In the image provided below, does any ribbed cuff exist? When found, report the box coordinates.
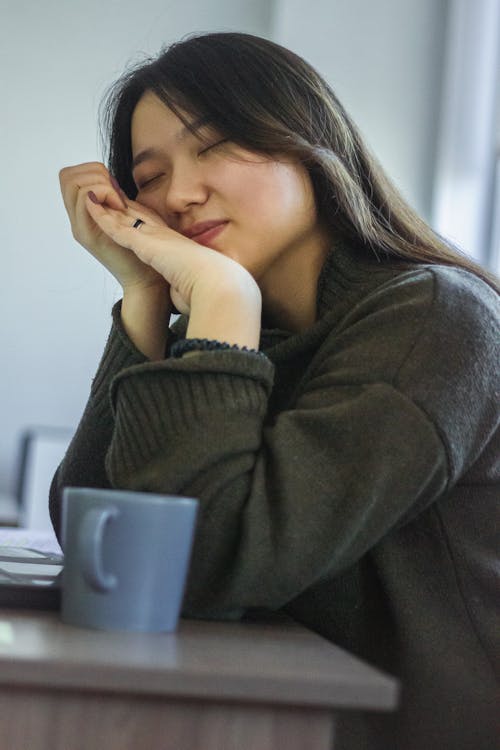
[170,337,265,359]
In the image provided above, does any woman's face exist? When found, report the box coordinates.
[130,91,329,284]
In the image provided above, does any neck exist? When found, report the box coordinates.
[260,227,333,333]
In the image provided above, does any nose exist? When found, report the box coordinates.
[163,164,208,216]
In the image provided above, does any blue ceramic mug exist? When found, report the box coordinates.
[61,487,198,632]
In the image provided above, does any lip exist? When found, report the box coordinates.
[181,220,228,239]
[193,223,228,247]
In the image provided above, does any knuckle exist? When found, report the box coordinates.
[59,162,108,183]
[59,167,70,185]
[92,162,110,178]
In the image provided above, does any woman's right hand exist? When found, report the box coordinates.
[59,162,166,291]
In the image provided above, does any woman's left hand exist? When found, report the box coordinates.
[85,192,262,348]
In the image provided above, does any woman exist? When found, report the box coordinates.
[51,32,499,750]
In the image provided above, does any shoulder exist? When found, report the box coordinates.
[423,264,499,330]
[391,266,499,479]
[359,261,497,323]
[392,265,499,384]
[330,261,499,359]
[314,262,499,481]
[312,264,475,385]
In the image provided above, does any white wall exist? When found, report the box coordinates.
[0,0,271,495]
[0,0,449,497]
[432,0,500,263]
[273,0,449,218]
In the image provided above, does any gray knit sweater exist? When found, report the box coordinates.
[50,241,499,750]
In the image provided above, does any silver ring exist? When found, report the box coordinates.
[133,218,145,229]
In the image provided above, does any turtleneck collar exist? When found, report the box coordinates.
[171,237,412,358]
[259,238,411,359]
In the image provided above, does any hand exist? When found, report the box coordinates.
[84,192,261,319]
[59,162,166,292]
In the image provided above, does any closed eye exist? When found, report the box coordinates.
[134,136,229,189]
[136,173,163,190]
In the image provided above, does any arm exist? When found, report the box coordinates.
[83,192,263,351]
[97,269,499,618]
[59,162,175,360]
[121,284,171,361]
[49,302,150,539]
[52,162,262,540]
[106,349,448,618]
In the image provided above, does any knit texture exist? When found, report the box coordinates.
[49,239,499,750]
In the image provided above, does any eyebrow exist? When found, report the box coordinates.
[131,115,211,170]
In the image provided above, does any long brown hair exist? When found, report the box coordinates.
[101,31,498,291]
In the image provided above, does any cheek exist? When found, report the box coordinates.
[231,162,316,231]
[135,192,160,212]
[135,191,173,226]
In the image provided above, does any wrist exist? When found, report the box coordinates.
[121,283,172,361]
[186,274,262,349]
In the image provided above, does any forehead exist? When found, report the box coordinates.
[131,92,206,154]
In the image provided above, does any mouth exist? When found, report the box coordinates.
[182,220,229,247]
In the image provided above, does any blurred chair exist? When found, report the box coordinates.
[0,491,18,526]
[15,427,73,531]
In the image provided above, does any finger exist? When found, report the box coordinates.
[84,182,128,212]
[59,163,109,210]
[123,196,171,229]
[60,163,126,214]
[85,194,140,249]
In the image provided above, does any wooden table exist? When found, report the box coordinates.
[0,610,398,749]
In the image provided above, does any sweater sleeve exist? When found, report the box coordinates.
[50,267,498,620]
[100,268,498,619]
[49,302,149,536]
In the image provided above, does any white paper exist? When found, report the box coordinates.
[0,527,62,555]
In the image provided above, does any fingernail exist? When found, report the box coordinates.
[87,190,100,204]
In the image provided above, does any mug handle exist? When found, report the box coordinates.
[79,506,119,592]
